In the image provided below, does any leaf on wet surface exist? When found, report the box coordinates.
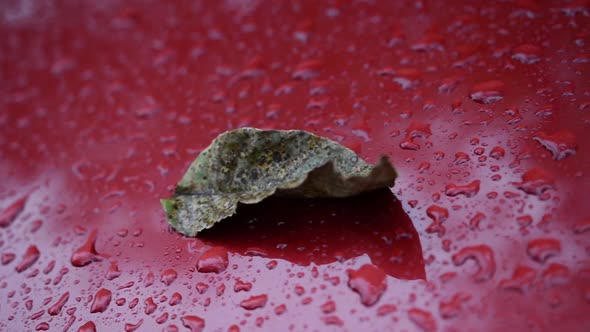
[162,127,397,236]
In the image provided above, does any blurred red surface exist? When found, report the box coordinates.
[1,1,589,331]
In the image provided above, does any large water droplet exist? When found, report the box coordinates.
[512,44,542,64]
[533,131,577,160]
[144,297,157,315]
[15,245,40,273]
[196,247,229,273]
[469,80,505,104]
[47,292,69,316]
[452,245,496,282]
[71,230,101,267]
[160,269,178,286]
[514,168,555,196]
[0,195,28,228]
[239,294,268,310]
[181,315,205,332]
[346,264,387,307]
[77,321,96,332]
[499,265,537,293]
[444,180,480,198]
[90,288,112,313]
[526,238,561,263]
[408,308,437,332]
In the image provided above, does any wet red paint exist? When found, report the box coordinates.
[1,1,589,331]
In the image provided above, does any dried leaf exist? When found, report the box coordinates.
[162,128,397,236]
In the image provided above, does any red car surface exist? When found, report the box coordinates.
[1,1,589,331]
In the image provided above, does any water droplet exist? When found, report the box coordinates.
[234,280,252,292]
[144,272,154,287]
[411,33,444,52]
[144,297,157,315]
[240,294,268,310]
[216,283,226,296]
[35,322,50,331]
[165,324,179,332]
[90,288,112,313]
[512,44,542,64]
[0,195,27,228]
[377,304,397,316]
[1,253,16,265]
[274,304,286,315]
[156,312,169,324]
[128,298,139,309]
[514,168,555,196]
[265,260,277,270]
[408,308,437,332]
[533,131,577,160]
[454,152,471,164]
[43,260,55,274]
[160,269,178,286]
[71,230,101,267]
[292,59,323,80]
[439,293,471,319]
[196,247,229,273]
[438,76,463,94]
[124,319,143,332]
[452,245,496,282]
[346,264,387,307]
[196,282,209,294]
[499,265,537,293]
[400,122,432,150]
[322,315,344,326]
[320,300,336,314]
[426,205,449,236]
[444,180,480,198]
[526,238,561,263]
[169,292,182,306]
[181,315,205,332]
[47,292,69,316]
[573,218,590,234]
[78,321,96,332]
[16,245,40,273]
[393,68,422,90]
[469,80,505,104]
[105,261,121,280]
[542,263,570,287]
[489,146,505,159]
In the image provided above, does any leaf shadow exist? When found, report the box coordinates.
[199,189,425,280]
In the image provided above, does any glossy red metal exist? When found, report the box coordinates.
[1,1,589,331]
